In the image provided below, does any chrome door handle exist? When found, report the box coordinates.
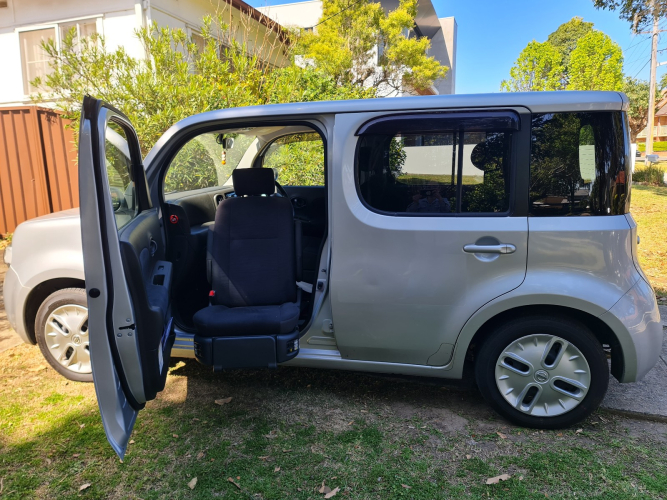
[463,244,516,255]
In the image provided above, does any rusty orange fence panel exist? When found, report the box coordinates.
[0,106,78,234]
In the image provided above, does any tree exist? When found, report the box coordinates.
[500,41,564,92]
[547,17,594,78]
[622,76,662,140]
[37,13,374,156]
[593,0,667,32]
[501,18,623,93]
[299,0,447,94]
[567,31,624,90]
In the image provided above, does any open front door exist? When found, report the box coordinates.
[79,96,174,458]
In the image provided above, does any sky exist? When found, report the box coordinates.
[245,0,667,94]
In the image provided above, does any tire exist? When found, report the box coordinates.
[475,315,608,429]
[35,288,93,383]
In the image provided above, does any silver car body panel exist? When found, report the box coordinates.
[329,110,529,366]
[3,208,84,343]
[78,115,138,458]
[3,91,661,386]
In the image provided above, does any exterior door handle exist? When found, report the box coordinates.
[463,244,517,255]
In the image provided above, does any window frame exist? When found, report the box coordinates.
[353,110,526,218]
[17,15,102,97]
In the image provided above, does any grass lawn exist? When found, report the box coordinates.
[632,184,667,297]
[1,345,667,499]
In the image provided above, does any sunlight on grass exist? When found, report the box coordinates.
[632,185,667,297]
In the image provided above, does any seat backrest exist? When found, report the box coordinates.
[210,168,296,307]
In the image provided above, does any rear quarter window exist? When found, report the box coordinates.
[530,111,630,216]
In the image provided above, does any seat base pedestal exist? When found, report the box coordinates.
[193,329,300,371]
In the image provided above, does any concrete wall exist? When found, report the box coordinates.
[432,17,456,95]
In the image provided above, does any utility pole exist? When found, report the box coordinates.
[647,1,660,157]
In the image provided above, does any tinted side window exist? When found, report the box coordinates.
[356,118,514,215]
[530,111,630,216]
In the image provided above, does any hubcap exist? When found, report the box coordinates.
[495,334,591,417]
[44,304,91,374]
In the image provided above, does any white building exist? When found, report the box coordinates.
[0,0,287,107]
[257,0,456,95]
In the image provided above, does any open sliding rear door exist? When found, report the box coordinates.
[79,96,174,458]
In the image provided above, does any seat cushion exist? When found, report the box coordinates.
[194,303,300,337]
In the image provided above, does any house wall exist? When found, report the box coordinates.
[0,0,288,107]
[0,0,142,106]
[256,0,322,29]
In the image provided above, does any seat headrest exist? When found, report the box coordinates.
[232,168,275,197]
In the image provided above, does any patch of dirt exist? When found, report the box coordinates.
[390,402,469,434]
[618,418,667,443]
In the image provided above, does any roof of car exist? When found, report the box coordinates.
[146,91,627,165]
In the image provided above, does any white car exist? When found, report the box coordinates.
[3,92,662,458]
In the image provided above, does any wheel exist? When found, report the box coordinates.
[475,315,609,429]
[35,288,92,382]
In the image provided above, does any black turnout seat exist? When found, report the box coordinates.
[193,168,301,370]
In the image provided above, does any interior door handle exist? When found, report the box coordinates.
[463,244,516,255]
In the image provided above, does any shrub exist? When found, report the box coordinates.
[633,164,667,185]
[637,141,667,152]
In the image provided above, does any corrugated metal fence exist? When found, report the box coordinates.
[0,106,78,234]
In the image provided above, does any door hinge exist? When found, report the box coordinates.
[322,319,334,334]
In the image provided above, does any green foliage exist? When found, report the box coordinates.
[547,17,594,69]
[501,18,623,93]
[37,14,373,161]
[633,163,667,184]
[637,141,667,152]
[500,41,565,92]
[299,0,447,94]
[622,77,661,141]
[568,30,623,91]
[263,134,325,186]
[593,0,667,32]
[164,140,219,193]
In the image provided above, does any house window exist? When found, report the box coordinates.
[20,28,56,95]
[19,19,97,95]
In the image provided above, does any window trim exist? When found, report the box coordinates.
[353,110,523,218]
[17,15,102,97]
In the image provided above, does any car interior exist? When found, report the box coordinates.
[159,124,328,369]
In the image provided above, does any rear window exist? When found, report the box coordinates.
[530,111,630,216]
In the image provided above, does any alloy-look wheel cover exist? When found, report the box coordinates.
[44,304,91,374]
[495,334,591,417]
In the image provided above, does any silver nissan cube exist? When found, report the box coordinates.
[3,92,662,458]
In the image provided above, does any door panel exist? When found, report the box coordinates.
[79,97,172,458]
[330,111,529,366]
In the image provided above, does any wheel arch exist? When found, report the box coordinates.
[24,278,86,344]
[461,304,624,382]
